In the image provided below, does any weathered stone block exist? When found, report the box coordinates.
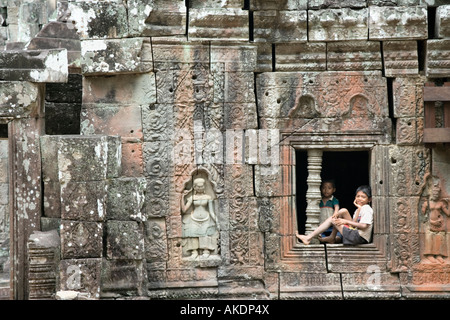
[251,0,307,10]
[191,0,244,8]
[121,142,144,177]
[392,76,425,118]
[152,39,209,69]
[80,105,143,141]
[128,0,186,37]
[211,43,257,72]
[223,72,256,103]
[67,1,128,39]
[26,21,81,69]
[55,135,119,182]
[40,135,60,182]
[81,38,152,75]
[224,103,258,129]
[253,10,307,43]
[60,220,103,259]
[383,41,418,77]
[425,40,450,78]
[308,8,368,41]
[388,145,430,197]
[255,42,272,72]
[101,259,146,297]
[308,0,367,8]
[45,102,81,136]
[43,180,61,218]
[188,8,249,42]
[106,177,147,222]
[155,64,213,105]
[327,41,382,71]
[341,271,401,299]
[59,258,102,299]
[60,180,107,222]
[82,73,156,106]
[0,49,68,82]
[0,81,40,119]
[276,42,326,71]
[435,5,450,39]
[396,117,420,145]
[106,220,144,260]
[279,272,341,299]
[368,6,428,40]
[0,183,8,205]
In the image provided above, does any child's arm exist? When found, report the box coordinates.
[332,204,340,218]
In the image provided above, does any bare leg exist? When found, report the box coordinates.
[330,208,353,236]
[319,227,338,244]
[296,217,334,245]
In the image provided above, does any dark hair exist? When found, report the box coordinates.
[356,185,372,198]
[321,179,336,188]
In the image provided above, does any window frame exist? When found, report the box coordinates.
[273,133,390,273]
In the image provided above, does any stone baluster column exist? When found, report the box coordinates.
[304,149,323,235]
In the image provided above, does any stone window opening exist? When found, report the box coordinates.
[296,149,371,240]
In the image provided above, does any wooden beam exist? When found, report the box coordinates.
[423,84,450,102]
[423,128,450,143]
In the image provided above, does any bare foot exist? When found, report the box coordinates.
[296,232,311,245]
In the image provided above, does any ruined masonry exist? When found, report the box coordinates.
[0,0,449,300]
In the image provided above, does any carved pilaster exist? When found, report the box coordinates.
[305,149,323,235]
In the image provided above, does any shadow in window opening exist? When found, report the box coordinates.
[296,150,370,235]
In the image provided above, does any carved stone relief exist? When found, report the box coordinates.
[180,170,220,262]
[419,174,450,264]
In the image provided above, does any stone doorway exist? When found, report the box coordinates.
[296,149,370,235]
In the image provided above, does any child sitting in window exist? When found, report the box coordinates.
[296,185,373,246]
[318,179,342,244]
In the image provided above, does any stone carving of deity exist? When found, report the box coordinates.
[421,176,450,264]
[180,176,219,260]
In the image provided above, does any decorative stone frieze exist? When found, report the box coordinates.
[368,6,428,40]
[435,5,450,38]
[425,39,450,78]
[276,42,326,71]
[383,40,419,77]
[250,0,307,10]
[253,10,308,43]
[188,8,249,42]
[327,41,382,71]
[308,8,369,42]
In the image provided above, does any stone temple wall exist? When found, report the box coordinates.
[0,0,450,300]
